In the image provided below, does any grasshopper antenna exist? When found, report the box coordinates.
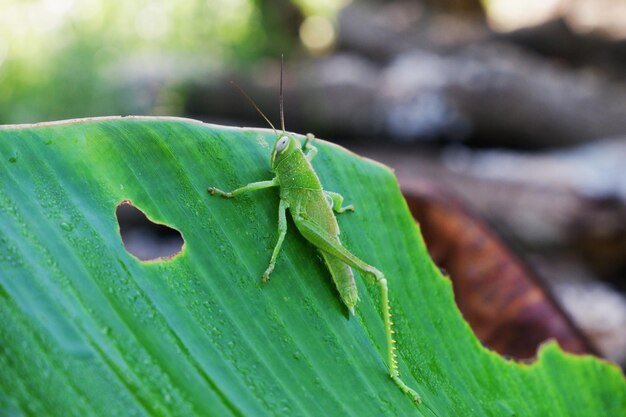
[280,54,285,133]
[229,81,277,136]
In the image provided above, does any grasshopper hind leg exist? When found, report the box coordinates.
[293,216,421,404]
[378,277,422,404]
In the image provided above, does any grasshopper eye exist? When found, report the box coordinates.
[276,136,289,153]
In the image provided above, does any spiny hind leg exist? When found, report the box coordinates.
[293,217,421,404]
[357,264,422,404]
[303,133,318,161]
[262,199,288,283]
[324,191,355,214]
[377,276,421,405]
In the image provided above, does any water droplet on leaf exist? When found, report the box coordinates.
[60,222,73,231]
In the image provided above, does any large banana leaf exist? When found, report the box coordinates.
[0,117,624,416]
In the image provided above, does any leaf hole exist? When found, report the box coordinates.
[116,201,184,261]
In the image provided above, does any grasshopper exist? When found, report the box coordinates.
[207,69,421,405]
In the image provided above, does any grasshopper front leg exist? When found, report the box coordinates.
[303,133,317,162]
[208,178,278,198]
[293,215,421,404]
[208,177,288,283]
[262,199,288,283]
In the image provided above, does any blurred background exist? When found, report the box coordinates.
[3,0,625,368]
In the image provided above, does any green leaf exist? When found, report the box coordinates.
[1,117,624,416]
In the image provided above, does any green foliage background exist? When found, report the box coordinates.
[0,0,346,123]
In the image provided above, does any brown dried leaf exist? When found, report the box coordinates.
[403,179,597,359]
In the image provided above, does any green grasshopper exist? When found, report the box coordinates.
[207,72,421,405]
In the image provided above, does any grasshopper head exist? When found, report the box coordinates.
[271,133,298,169]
